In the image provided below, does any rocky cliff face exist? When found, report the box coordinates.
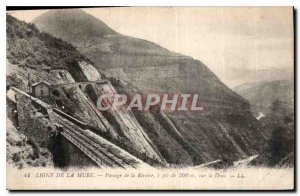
[7,15,165,166]
[32,9,268,166]
[234,79,294,167]
[33,9,248,111]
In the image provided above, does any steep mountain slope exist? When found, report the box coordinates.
[7,15,166,166]
[7,15,90,87]
[33,9,247,108]
[250,99,294,167]
[234,79,294,167]
[33,9,117,42]
[233,79,294,115]
[33,9,268,165]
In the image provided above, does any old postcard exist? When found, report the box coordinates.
[6,7,294,190]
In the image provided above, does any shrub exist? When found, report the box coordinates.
[12,153,20,162]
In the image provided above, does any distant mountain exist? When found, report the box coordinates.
[32,9,268,165]
[223,63,293,87]
[33,9,117,41]
[233,79,294,115]
[33,9,246,105]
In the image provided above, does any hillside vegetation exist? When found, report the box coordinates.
[7,15,90,69]
[7,15,89,84]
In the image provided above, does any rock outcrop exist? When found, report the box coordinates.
[31,9,268,165]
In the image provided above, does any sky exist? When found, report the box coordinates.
[9,7,294,87]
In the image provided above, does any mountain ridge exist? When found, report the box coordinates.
[233,78,294,115]
[33,9,249,111]
[33,9,118,40]
[31,9,268,165]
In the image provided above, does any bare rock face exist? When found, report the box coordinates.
[32,9,268,165]
[78,61,102,81]
[6,96,54,169]
[7,15,166,166]
[33,9,248,111]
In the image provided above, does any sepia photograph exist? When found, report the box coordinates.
[5,6,295,190]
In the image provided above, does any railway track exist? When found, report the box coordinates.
[50,112,137,169]
[12,86,142,169]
